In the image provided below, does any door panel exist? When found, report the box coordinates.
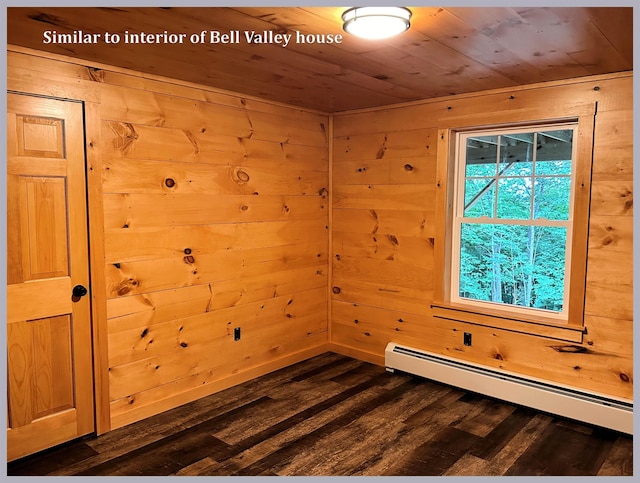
[6,93,94,461]
[20,176,69,280]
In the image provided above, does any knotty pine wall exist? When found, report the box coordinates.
[8,48,330,431]
[331,73,633,400]
[7,47,633,434]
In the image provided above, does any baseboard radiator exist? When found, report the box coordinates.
[385,343,633,435]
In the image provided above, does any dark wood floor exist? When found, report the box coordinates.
[7,352,633,476]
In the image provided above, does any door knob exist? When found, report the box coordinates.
[72,284,88,298]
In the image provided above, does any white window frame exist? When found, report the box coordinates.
[450,122,579,322]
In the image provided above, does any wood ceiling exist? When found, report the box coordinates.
[6,6,633,112]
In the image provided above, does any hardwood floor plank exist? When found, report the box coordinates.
[6,353,633,477]
[505,422,618,476]
[284,378,451,476]
[597,436,634,476]
[7,438,98,476]
[233,378,417,475]
[388,426,482,476]
[329,361,384,386]
[197,377,392,475]
[443,453,490,476]
[290,355,356,381]
[451,397,515,437]
[469,406,537,460]
[212,372,394,466]
[478,414,555,476]
[173,457,218,476]
[75,397,269,475]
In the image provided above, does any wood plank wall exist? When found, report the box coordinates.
[331,73,633,400]
[7,47,633,436]
[8,49,330,430]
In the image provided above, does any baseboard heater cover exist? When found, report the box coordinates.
[385,343,633,435]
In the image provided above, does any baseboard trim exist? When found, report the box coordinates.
[327,343,385,366]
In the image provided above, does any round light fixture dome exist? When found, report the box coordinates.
[342,7,412,40]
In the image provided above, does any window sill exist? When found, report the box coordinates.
[430,302,585,343]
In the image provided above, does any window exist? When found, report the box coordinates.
[451,123,577,321]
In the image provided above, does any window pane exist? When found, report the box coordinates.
[464,179,495,217]
[496,177,531,219]
[536,159,572,176]
[536,130,573,175]
[459,223,566,312]
[501,132,534,176]
[534,176,571,220]
[466,135,498,177]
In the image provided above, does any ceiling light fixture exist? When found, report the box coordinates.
[342,7,412,40]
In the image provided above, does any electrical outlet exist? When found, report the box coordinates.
[463,332,472,346]
[234,327,241,341]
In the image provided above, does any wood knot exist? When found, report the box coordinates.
[387,235,399,245]
[494,353,504,360]
[620,373,630,383]
[180,342,188,348]
[234,169,250,183]
[184,248,192,254]
[593,86,600,91]
[319,187,329,197]
[601,235,614,246]
[164,178,176,188]
[183,255,195,264]
[332,286,341,294]
[118,286,131,296]
[550,345,588,353]
[141,328,149,338]
[404,164,414,171]
[241,205,249,211]
[335,254,341,260]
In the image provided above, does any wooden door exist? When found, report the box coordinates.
[6,93,94,461]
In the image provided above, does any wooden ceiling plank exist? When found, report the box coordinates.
[97,7,418,107]
[446,7,592,79]
[6,6,633,112]
[580,7,633,64]
[8,7,405,111]
[410,8,559,85]
[538,7,633,73]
